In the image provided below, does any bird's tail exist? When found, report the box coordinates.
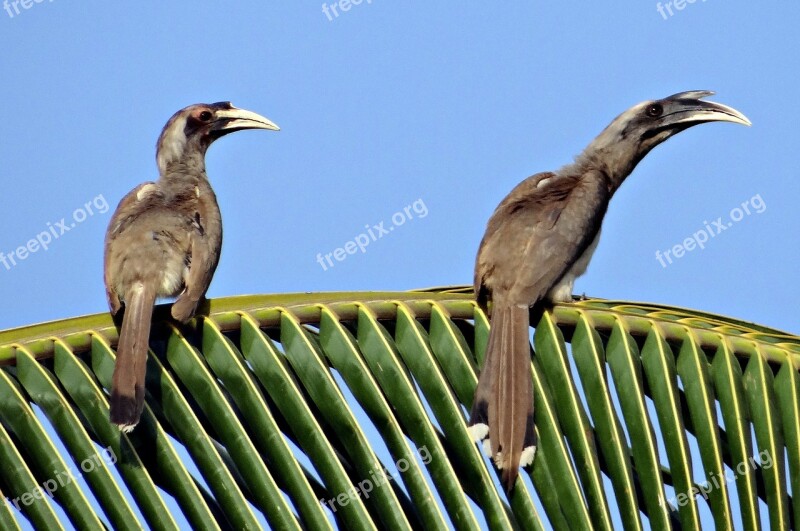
[110,281,156,433]
[469,304,536,490]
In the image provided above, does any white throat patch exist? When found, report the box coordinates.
[156,115,188,174]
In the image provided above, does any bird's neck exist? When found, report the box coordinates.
[568,132,649,195]
[158,157,211,196]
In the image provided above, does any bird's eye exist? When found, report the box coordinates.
[199,111,213,122]
[646,103,663,118]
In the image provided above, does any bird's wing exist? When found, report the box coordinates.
[104,182,162,313]
[475,170,610,306]
[474,172,557,307]
[105,183,162,239]
[170,187,222,322]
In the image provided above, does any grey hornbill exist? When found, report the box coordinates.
[104,102,279,432]
[469,91,750,489]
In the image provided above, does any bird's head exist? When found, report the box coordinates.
[617,90,750,145]
[156,102,279,174]
[579,91,750,187]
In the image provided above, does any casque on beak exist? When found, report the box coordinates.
[213,105,280,134]
[662,90,751,127]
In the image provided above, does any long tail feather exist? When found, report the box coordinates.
[469,304,536,490]
[110,281,156,432]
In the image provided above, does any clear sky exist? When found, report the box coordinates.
[1,1,797,527]
[1,2,796,335]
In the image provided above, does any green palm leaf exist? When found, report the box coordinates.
[0,289,797,529]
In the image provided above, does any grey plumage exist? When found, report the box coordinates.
[470,91,750,490]
[104,102,278,432]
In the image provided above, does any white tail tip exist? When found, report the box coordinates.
[467,423,489,442]
[492,450,507,469]
[482,439,493,458]
[520,445,537,467]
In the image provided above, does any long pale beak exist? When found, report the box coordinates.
[664,91,751,127]
[214,106,280,132]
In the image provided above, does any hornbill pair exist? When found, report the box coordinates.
[104,93,751,498]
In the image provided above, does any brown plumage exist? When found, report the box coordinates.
[472,171,608,490]
[104,102,278,432]
[469,91,750,490]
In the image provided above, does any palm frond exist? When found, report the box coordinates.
[0,289,797,529]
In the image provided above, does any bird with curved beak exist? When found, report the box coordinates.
[470,91,750,490]
[104,102,279,432]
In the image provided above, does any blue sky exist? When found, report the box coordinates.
[0,1,797,527]
[2,2,797,336]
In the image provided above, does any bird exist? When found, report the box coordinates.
[469,90,750,490]
[104,102,279,432]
